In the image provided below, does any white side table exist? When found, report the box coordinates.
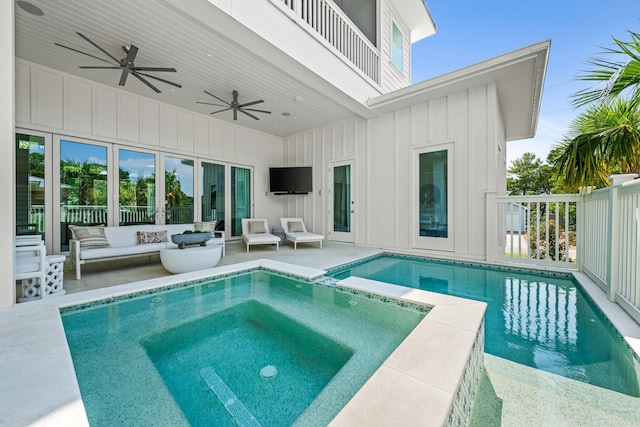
[19,254,66,302]
[160,245,222,274]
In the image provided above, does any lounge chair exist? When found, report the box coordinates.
[241,218,280,252]
[280,218,324,249]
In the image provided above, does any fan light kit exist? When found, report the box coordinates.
[197,90,271,121]
[55,32,182,93]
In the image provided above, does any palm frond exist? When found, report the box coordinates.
[552,98,640,191]
[572,30,640,108]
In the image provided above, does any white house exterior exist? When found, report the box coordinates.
[2,0,549,308]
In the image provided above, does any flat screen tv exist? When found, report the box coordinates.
[269,167,312,194]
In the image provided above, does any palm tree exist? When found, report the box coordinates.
[552,98,640,191]
[572,30,640,108]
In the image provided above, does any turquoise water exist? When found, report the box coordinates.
[61,270,425,426]
[330,255,640,397]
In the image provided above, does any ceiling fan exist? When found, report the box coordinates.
[54,32,182,94]
[197,90,271,120]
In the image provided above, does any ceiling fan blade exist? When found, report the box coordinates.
[196,101,228,107]
[132,72,160,93]
[204,90,232,106]
[135,72,182,88]
[54,43,115,65]
[243,108,271,114]
[239,99,264,108]
[132,67,177,72]
[239,109,260,120]
[76,32,120,63]
[209,107,233,115]
[119,69,129,86]
[78,66,121,69]
[123,44,138,66]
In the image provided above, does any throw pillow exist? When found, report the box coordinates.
[69,225,110,249]
[137,230,168,244]
[248,220,266,233]
[288,221,304,232]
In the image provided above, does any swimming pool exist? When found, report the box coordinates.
[329,254,640,424]
[61,270,426,426]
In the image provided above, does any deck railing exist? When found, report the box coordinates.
[496,194,580,268]
[26,205,194,230]
[495,174,640,324]
[275,0,380,84]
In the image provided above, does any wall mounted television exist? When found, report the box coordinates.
[269,167,312,194]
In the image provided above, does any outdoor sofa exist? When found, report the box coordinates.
[69,223,224,279]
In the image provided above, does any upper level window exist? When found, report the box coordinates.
[391,22,403,71]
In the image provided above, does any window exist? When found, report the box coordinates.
[419,149,448,238]
[391,22,403,71]
[413,144,454,252]
[16,134,46,238]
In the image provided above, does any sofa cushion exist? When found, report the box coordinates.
[80,242,169,260]
[69,225,110,249]
[137,230,168,244]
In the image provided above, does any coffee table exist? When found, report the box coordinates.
[159,245,222,274]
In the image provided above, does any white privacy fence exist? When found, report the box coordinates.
[606,179,640,322]
[275,0,380,84]
[494,175,640,324]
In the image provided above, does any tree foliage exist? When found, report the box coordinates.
[551,98,640,192]
[550,29,640,192]
[507,152,552,195]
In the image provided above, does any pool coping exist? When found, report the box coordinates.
[0,258,486,426]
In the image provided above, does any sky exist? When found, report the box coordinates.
[410,0,640,169]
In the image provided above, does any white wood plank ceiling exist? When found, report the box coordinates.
[14,0,362,137]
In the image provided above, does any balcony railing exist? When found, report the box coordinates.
[493,175,640,325]
[275,0,380,85]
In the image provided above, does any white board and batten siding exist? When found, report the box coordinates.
[14,59,284,221]
[283,84,503,262]
[379,1,411,93]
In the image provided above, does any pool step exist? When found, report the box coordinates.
[200,367,262,427]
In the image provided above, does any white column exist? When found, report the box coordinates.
[0,0,15,308]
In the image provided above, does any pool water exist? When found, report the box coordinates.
[61,270,425,426]
[330,255,640,397]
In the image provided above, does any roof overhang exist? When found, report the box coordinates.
[394,1,437,42]
[367,40,551,141]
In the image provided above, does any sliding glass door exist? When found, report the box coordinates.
[117,149,157,225]
[230,166,252,237]
[163,155,194,224]
[17,130,256,252]
[201,161,225,231]
[57,139,109,251]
